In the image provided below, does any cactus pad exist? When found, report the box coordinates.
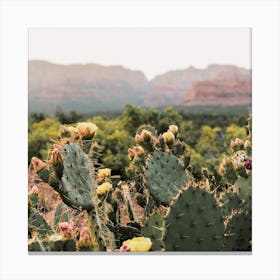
[233,173,252,202]
[141,213,164,251]
[53,203,71,229]
[224,211,252,251]
[220,190,243,217]
[163,186,224,251]
[145,152,190,205]
[28,206,53,238]
[60,142,95,210]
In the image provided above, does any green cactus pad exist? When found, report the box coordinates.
[28,240,49,252]
[28,206,53,238]
[220,190,243,217]
[145,152,190,205]
[141,213,164,251]
[224,211,252,251]
[53,203,71,229]
[163,186,224,251]
[60,142,95,210]
[233,173,252,202]
[37,168,50,183]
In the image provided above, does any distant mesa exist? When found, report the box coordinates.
[28,60,251,114]
[184,67,252,106]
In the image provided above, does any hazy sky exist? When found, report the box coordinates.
[29,28,251,80]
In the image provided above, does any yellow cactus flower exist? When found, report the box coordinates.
[168,124,178,135]
[76,122,98,138]
[122,237,152,252]
[97,168,111,180]
[96,182,112,195]
[162,131,175,143]
[31,157,47,173]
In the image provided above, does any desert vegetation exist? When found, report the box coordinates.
[28,105,252,252]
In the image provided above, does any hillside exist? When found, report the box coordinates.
[184,67,251,106]
[28,60,251,114]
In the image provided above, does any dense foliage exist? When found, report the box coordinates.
[28,105,248,178]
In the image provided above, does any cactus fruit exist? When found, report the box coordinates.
[145,151,190,205]
[60,142,95,210]
[141,213,164,251]
[223,211,252,251]
[163,186,224,251]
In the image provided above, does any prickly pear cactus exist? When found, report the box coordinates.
[60,142,95,210]
[53,203,71,230]
[223,211,252,251]
[48,235,77,251]
[141,213,164,251]
[28,205,53,238]
[233,173,252,202]
[145,151,190,205]
[219,190,243,217]
[163,186,224,251]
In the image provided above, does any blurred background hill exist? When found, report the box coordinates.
[28,60,251,115]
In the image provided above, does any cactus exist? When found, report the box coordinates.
[224,211,252,251]
[141,213,164,251]
[53,203,71,230]
[163,186,224,251]
[145,151,191,205]
[60,142,95,211]
[28,205,53,238]
[48,234,77,251]
[29,120,252,252]
[28,239,49,252]
[233,173,252,202]
[219,189,243,217]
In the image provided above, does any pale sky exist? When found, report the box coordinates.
[29,28,251,80]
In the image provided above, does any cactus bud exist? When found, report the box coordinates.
[119,244,131,252]
[50,148,63,165]
[59,222,74,238]
[244,140,251,149]
[230,138,244,151]
[140,129,152,141]
[168,124,178,135]
[128,145,145,160]
[29,185,39,195]
[134,134,143,144]
[31,157,47,173]
[76,122,98,139]
[77,227,94,250]
[162,131,175,143]
[96,182,113,195]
